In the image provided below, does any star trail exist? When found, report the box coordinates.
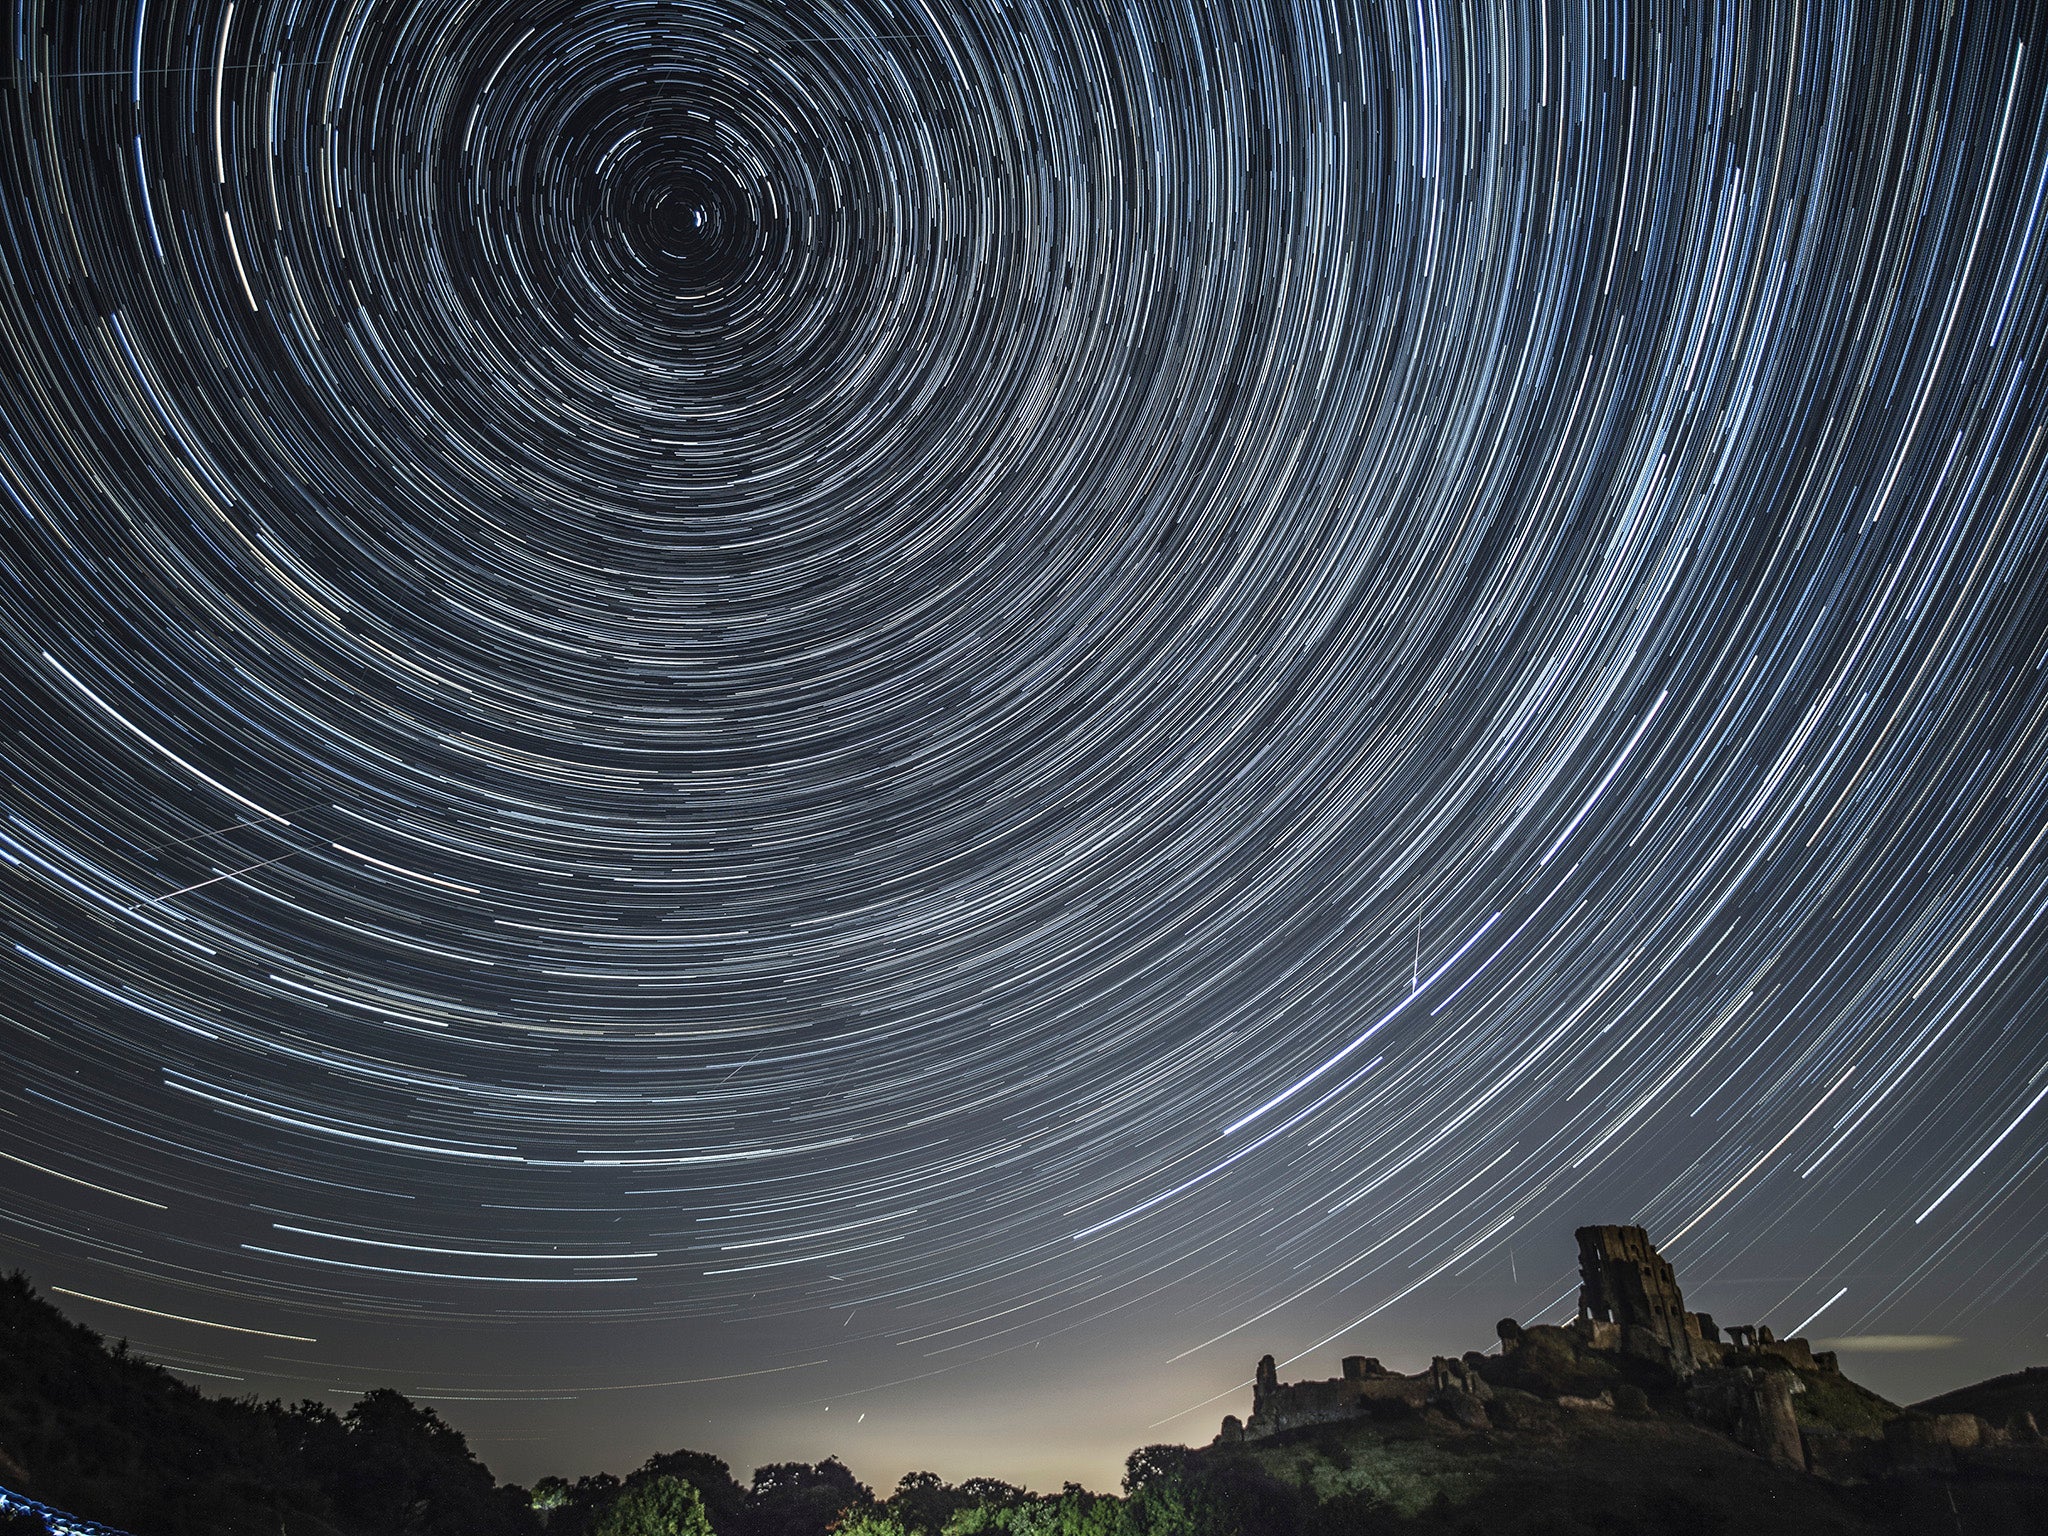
[2,0,2046,1492]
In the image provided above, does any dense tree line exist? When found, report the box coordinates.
[524,1442,1311,1536]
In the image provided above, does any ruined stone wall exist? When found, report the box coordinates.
[1244,1352,1428,1438]
[1574,1224,1701,1365]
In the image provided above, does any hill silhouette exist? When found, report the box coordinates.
[0,1270,528,1536]
[1913,1367,2048,1428]
[5,1225,2047,1536]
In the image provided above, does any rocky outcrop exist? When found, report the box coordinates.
[1687,1364,1805,1469]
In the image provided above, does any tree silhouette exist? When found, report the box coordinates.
[335,1387,537,1535]
[747,1458,873,1536]
[632,1448,747,1534]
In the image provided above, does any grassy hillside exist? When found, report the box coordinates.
[1210,1402,1876,1535]
[1789,1369,1897,1440]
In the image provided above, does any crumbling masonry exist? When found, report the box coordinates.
[1225,1224,1835,1471]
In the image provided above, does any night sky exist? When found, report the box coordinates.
[3,0,2047,1498]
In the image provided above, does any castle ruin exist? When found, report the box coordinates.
[1225,1224,1837,1471]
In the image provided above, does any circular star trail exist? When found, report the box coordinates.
[2,0,2047,1485]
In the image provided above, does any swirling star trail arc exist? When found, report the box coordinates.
[2,0,2046,1490]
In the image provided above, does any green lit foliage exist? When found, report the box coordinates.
[630,1449,749,1535]
[1118,1444,1213,1536]
[940,1486,1125,1536]
[531,1472,624,1535]
[593,1474,715,1536]
[1116,1444,1306,1536]
[895,1474,1030,1533]
[829,1515,912,1536]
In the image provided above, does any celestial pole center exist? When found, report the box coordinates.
[2,0,2045,1488]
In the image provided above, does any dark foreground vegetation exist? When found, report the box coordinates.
[4,1271,2046,1536]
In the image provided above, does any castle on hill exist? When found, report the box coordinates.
[1219,1224,2042,1477]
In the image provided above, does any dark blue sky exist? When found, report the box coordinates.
[2,0,2045,1494]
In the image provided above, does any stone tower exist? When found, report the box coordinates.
[1253,1354,1279,1420]
[1575,1224,1698,1366]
